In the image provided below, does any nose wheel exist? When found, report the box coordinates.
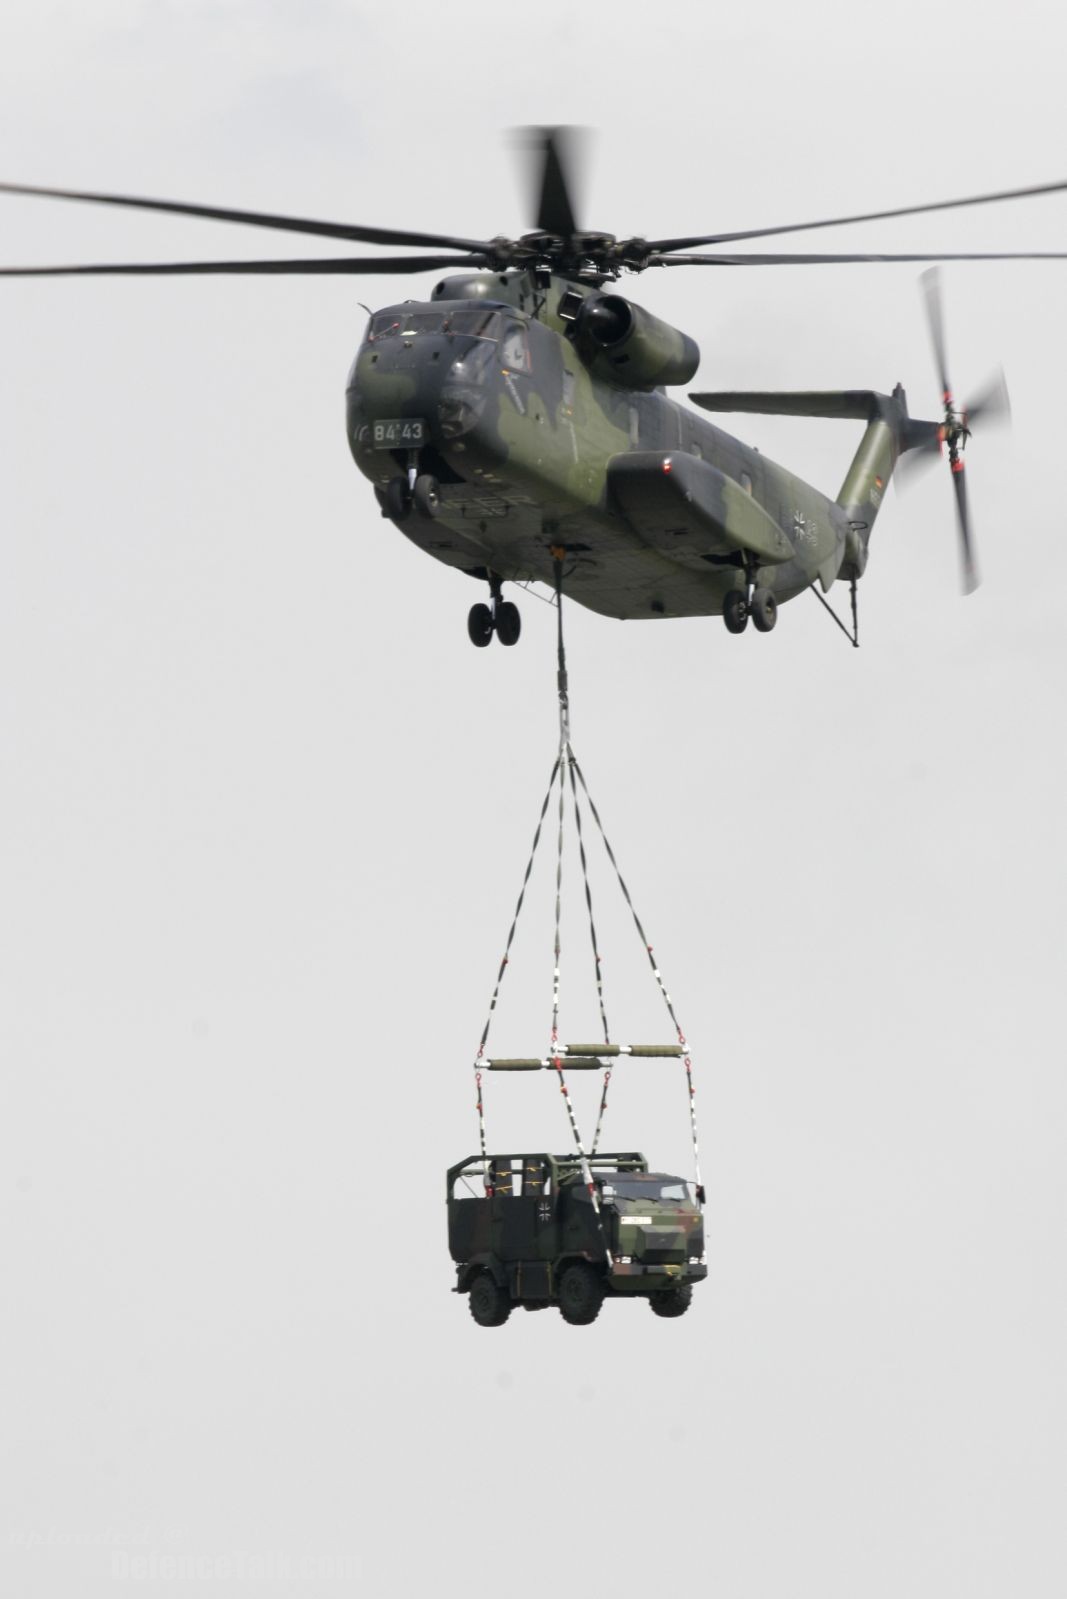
[377,469,441,522]
[468,574,521,649]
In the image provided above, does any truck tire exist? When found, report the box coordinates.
[558,1263,604,1326]
[648,1282,692,1318]
[468,1271,511,1327]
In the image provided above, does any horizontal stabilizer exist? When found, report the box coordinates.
[690,390,885,420]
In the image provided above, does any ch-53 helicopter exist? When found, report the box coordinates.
[3,131,1064,645]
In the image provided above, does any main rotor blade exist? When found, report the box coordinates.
[521,127,582,237]
[652,250,1067,266]
[0,180,493,254]
[0,254,487,278]
[952,461,979,594]
[921,267,951,398]
[645,176,1067,253]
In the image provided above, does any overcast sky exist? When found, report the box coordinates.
[1,2,1064,1594]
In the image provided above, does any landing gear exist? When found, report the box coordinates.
[379,469,440,522]
[467,603,494,648]
[382,476,411,521]
[412,473,440,518]
[495,600,521,647]
[723,577,777,635]
[723,589,748,634]
[750,586,778,632]
[466,574,522,649]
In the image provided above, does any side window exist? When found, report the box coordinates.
[501,323,530,373]
[628,404,640,446]
[562,369,575,411]
[740,471,753,495]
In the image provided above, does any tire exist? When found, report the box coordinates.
[467,602,494,647]
[750,586,778,633]
[384,476,411,522]
[495,600,521,647]
[649,1282,693,1319]
[558,1263,604,1326]
[723,590,748,634]
[468,1271,511,1327]
[412,473,441,519]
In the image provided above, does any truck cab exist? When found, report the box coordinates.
[447,1151,706,1326]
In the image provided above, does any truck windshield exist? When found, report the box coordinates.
[601,1177,692,1204]
[369,308,501,341]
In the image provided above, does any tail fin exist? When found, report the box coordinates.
[690,385,941,581]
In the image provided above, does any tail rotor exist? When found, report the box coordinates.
[906,267,1012,594]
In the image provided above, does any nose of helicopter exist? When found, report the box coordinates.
[345,305,499,479]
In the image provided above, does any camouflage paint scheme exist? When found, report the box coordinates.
[346,269,937,621]
[447,1152,706,1304]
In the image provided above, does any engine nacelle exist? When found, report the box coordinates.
[575,293,700,390]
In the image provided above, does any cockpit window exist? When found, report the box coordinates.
[369,308,502,341]
[446,309,502,338]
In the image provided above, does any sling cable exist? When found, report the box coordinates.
[471,552,705,1265]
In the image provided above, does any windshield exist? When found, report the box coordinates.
[599,1176,693,1205]
[369,308,501,341]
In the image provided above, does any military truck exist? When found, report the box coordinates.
[447,1151,706,1325]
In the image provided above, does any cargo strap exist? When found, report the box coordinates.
[471,554,704,1225]
[548,552,613,1264]
[473,751,561,1168]
[567,747,704,1201]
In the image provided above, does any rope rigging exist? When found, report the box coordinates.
[471,554,704,1232]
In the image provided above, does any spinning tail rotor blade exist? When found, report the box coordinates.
[952,457,979,594]
[911,268,1000,594]
[965,367,1012,429]
[895,429,943,490]
[921,267,952,399]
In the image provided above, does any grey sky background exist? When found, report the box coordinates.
[1,1,1064,1593]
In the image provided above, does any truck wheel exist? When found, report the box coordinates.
[558,1263,604,1326]
[649,1282,693,1318]
[468,1271,511,1327]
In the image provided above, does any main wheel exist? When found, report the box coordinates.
[468,1271,511,1327]
[649,1282,693,1319]
[558,1263,604,1326]
[412,473,441,518]
[384,476,411,522]
[495,600,521,647]
[467,602,494,648]
[723,590,748,634]
[750,586,778,633]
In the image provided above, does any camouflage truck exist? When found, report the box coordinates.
[447,1151,706,1325]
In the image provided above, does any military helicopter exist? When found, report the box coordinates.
[2,131,1063,644]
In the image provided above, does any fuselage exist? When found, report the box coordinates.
[345,271,853,620]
